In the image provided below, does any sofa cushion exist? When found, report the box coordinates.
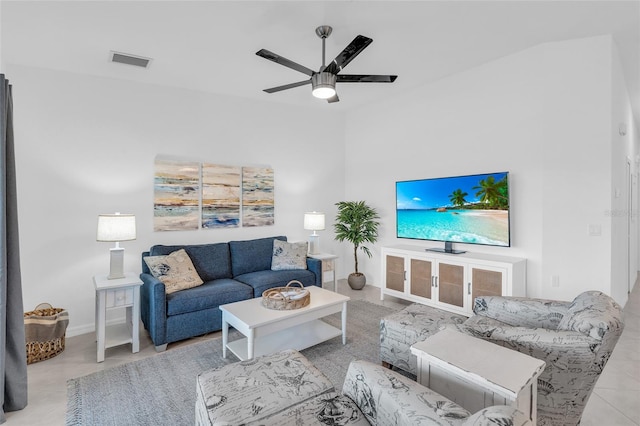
[235,269,316,298]
[229,236,286,276]
[166,278,253,316]
[271,239,308,271]
[150,243,232,282]
[144,249,204,294]
[557,290,624,340]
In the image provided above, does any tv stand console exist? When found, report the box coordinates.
[381,245,526,316]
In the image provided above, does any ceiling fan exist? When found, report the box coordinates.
[256,25,397,103]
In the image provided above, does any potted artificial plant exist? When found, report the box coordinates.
[333,201,380,290]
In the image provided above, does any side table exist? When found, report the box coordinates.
[410,328,545,424]
[308,253,338,291]
[93,272,143,363]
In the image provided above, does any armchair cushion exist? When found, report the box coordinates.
[557,290,624,340]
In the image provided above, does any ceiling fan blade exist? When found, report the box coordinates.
[323,35,373,74]
[256,49,315,77]
[327,94,340,103]
[263,79,311,94]
[337,75,398,83]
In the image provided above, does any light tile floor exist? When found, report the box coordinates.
[6,280,639,425]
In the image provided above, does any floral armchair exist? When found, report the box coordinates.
[455,291,624,426]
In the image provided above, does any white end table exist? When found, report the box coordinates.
[308,253,338,291]
[93,272,143,363]
[411,328,545,424]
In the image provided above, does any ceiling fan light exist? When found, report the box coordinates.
[312,72,337,99]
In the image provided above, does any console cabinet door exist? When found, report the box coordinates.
[410,258,433,300]
[435,260,467,313]
[385,255,405,293]
[469,264,507,305]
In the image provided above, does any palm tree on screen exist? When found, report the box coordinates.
[449,189,468,208]
[473,176,508,209]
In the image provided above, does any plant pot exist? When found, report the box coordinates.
[347,273,366,290]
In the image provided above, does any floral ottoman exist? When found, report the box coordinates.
[380,303,466,375]
[195,349,367,426]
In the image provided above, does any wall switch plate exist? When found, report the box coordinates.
[588,224,602,236]
[551,275,560,288]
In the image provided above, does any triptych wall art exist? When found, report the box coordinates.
[154,157,274,232]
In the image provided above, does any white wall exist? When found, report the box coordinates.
[344,36,628,304]
[8,65,346,335]
[611,41,640,303]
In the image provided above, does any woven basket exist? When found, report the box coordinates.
[24,303,69,364]
[262,280,311,310]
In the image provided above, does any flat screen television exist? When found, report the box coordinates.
[396,172,510,253]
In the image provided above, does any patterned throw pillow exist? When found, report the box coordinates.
[144,249,204,294]
[271,240,308,271]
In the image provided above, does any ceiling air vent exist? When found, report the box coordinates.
[110,51,152,68]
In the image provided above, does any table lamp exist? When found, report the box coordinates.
[304,211,325,255]
[97,213,136,279]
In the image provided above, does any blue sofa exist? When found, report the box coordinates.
[140,236,322,351]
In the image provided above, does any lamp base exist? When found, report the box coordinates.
[108,247,125,280]
[308,235,320,255]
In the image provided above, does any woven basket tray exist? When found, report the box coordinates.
[262,280,310,310]
[24,303,69,364]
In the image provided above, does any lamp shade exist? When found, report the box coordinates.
[304,212,325,231]
[96,214,136,242]
[311,73,337,99]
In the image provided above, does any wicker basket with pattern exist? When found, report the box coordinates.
[262,280,311,310]
[24,303,69,364]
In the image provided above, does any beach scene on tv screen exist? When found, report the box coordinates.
[396,172,510,246]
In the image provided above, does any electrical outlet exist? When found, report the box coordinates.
[551,275,560,288]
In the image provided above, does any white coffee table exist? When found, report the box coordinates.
[220,285,350,360]
[411,328,546,424]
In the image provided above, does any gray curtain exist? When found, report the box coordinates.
[0,75,27,423]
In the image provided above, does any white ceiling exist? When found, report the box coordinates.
[2,1,639,121]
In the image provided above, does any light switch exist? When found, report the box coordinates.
[588,224,602,236]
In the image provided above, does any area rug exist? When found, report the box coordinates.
[66,299,399,426]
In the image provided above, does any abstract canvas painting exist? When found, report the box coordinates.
[242,167,274,227]
[201,163,241,228]
[154,158,200,231]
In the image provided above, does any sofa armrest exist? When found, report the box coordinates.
[306,257,322,287]
[343,360,472,425]
[462,406,532,426]
[139,273,168,346]
[473,295,570,330]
